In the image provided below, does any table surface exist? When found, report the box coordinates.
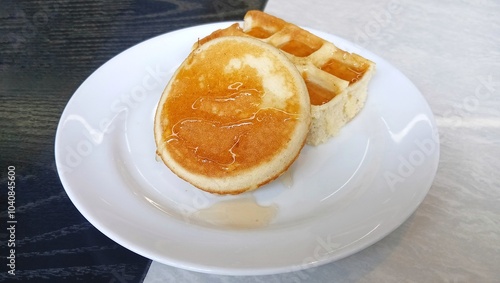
[1,0,499,282]
[1,0,267,282]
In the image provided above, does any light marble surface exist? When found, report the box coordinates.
[144,0,500,282]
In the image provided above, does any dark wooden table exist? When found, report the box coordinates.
[0,0,267,282]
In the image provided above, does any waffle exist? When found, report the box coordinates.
[197,10,376,145]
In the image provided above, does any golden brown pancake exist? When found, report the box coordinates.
[154,36,310,194]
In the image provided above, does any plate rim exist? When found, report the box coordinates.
[54,21,440,276]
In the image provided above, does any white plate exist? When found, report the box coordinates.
[55,22,439,275]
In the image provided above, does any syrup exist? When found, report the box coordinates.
[164,80,298,175]
[191,196,278,229]
[304,79,337,105]
[279,40,319,57]
[321,58,367,84]
[246,27,273,39]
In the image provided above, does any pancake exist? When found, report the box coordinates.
[154,36,310,195]
[198,10,376,145]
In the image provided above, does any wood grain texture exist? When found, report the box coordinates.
[1,0,266,73]
[0,0,267,281]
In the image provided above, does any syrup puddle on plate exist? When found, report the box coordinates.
[191,196,278,229]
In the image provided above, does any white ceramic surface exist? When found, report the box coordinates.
[141,1,500,282]
[55,22,439,275]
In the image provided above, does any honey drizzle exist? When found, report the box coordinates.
[246,27,273,39]
[191,87,261,111]
[305,80,337,105]
[164,107,299,168]
[279,40,319,57]
[321,59,367,84]
[191,196,278,229]
[162,82,299,170]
